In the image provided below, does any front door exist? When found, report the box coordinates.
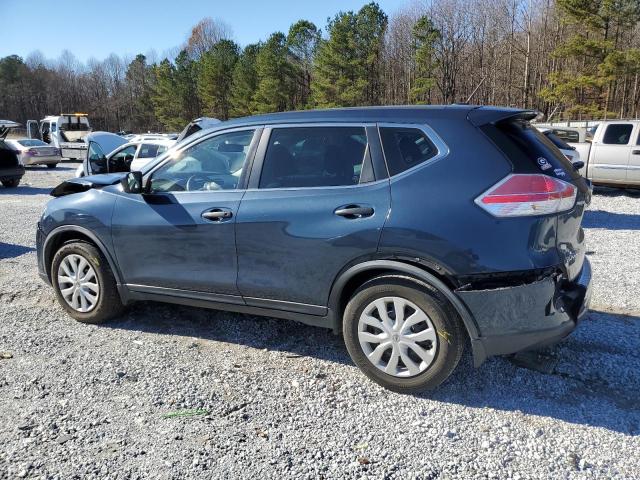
[111,128,260,296]
[236,125,391,311]
[590,123,635,183]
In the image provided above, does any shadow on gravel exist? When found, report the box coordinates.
[0,185,52,195]
[105,304,639,435]
[432,310,640,435]
[0,242,36,259]
[592,186,640,198]
[583,210,640,230]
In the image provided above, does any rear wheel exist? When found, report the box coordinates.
[51,241,124,324]
[343,275,465,393]
[1,179,19,188]
[46,163,58,169]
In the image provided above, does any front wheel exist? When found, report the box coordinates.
[51,241,124,323]
[343,275,465,393]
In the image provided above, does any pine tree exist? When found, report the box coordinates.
[410,16,440,104]
[312,2,387,107]
[287,20,320,109]
[198,39,239,120]
[151,59,185,130]
[230,43,261,118]
[541,0,640,118]
[174,50,201,122]
[253,33,295,113]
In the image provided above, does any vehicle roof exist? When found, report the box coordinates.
[122,138,175,147]
[190,105,529,141]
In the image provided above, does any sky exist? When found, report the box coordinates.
[0,0,403,63]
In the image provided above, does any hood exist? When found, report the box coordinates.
[51,172,127,197]
[0,120,21,140]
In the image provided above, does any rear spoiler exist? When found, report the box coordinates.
[467,108,539,127]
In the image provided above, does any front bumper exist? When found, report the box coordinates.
[0,165,25,181]
[457,258,592,365]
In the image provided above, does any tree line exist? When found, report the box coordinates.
[2,0,640,133]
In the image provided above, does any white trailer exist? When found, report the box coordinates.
[27,113,91,160]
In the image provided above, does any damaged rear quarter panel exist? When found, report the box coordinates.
[455,275,570,337]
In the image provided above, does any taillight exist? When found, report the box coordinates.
[27,148,38,155]
[475,174,576,217]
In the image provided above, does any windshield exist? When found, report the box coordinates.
[59,117,90,142]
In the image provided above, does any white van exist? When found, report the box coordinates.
[27,114,91,160]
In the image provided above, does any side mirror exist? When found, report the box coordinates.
[572,161,585,171]
[121,171,144,194]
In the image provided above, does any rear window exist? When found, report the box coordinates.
[602,124,633,145]
[138,144,161,158]
[18,139,47,147]
[482,120,579,181]
[379,127,438,176]
[551,129,579,143]
[543,131,574,151]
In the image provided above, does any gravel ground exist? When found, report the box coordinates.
[1,167,639,479]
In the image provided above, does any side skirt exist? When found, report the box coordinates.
[124,284,332,329]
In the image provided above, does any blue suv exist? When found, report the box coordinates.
[37,106,592,392]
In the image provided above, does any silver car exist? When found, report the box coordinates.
[5,138,62,168]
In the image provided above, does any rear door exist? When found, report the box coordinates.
[235,124,390,312]
[590,123,635,183]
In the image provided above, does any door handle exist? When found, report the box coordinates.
[334,205,374,219]
[632,150,640,155]
[202,209,233,221]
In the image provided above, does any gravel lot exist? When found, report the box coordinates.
[1,166,639,479]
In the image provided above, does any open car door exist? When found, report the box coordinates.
[26,120,39,139]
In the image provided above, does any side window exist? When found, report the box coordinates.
[109,145,137,173]
[379,127,438,176]
[138,143,160,159]
[51,123,57,132]
[259,126,367,189]
[150,129,255,193]
[157,145,168,155]
[602,124,633,145]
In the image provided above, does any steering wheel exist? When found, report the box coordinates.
[185,174,210,191]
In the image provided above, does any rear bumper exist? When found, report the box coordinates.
[0,165,25,181]
[457,258,592,365]
[24,156,61,165]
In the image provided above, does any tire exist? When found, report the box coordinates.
[1,179,19,188]
[46,163,58,169]
[51,241,124,324]
[343,275,465,393]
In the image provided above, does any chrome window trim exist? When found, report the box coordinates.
[376,122,450,180]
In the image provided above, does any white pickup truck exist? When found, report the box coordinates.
[563,121,640,186]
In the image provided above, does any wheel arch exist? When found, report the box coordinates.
[43,225,123,288]
[328,259,486,365]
